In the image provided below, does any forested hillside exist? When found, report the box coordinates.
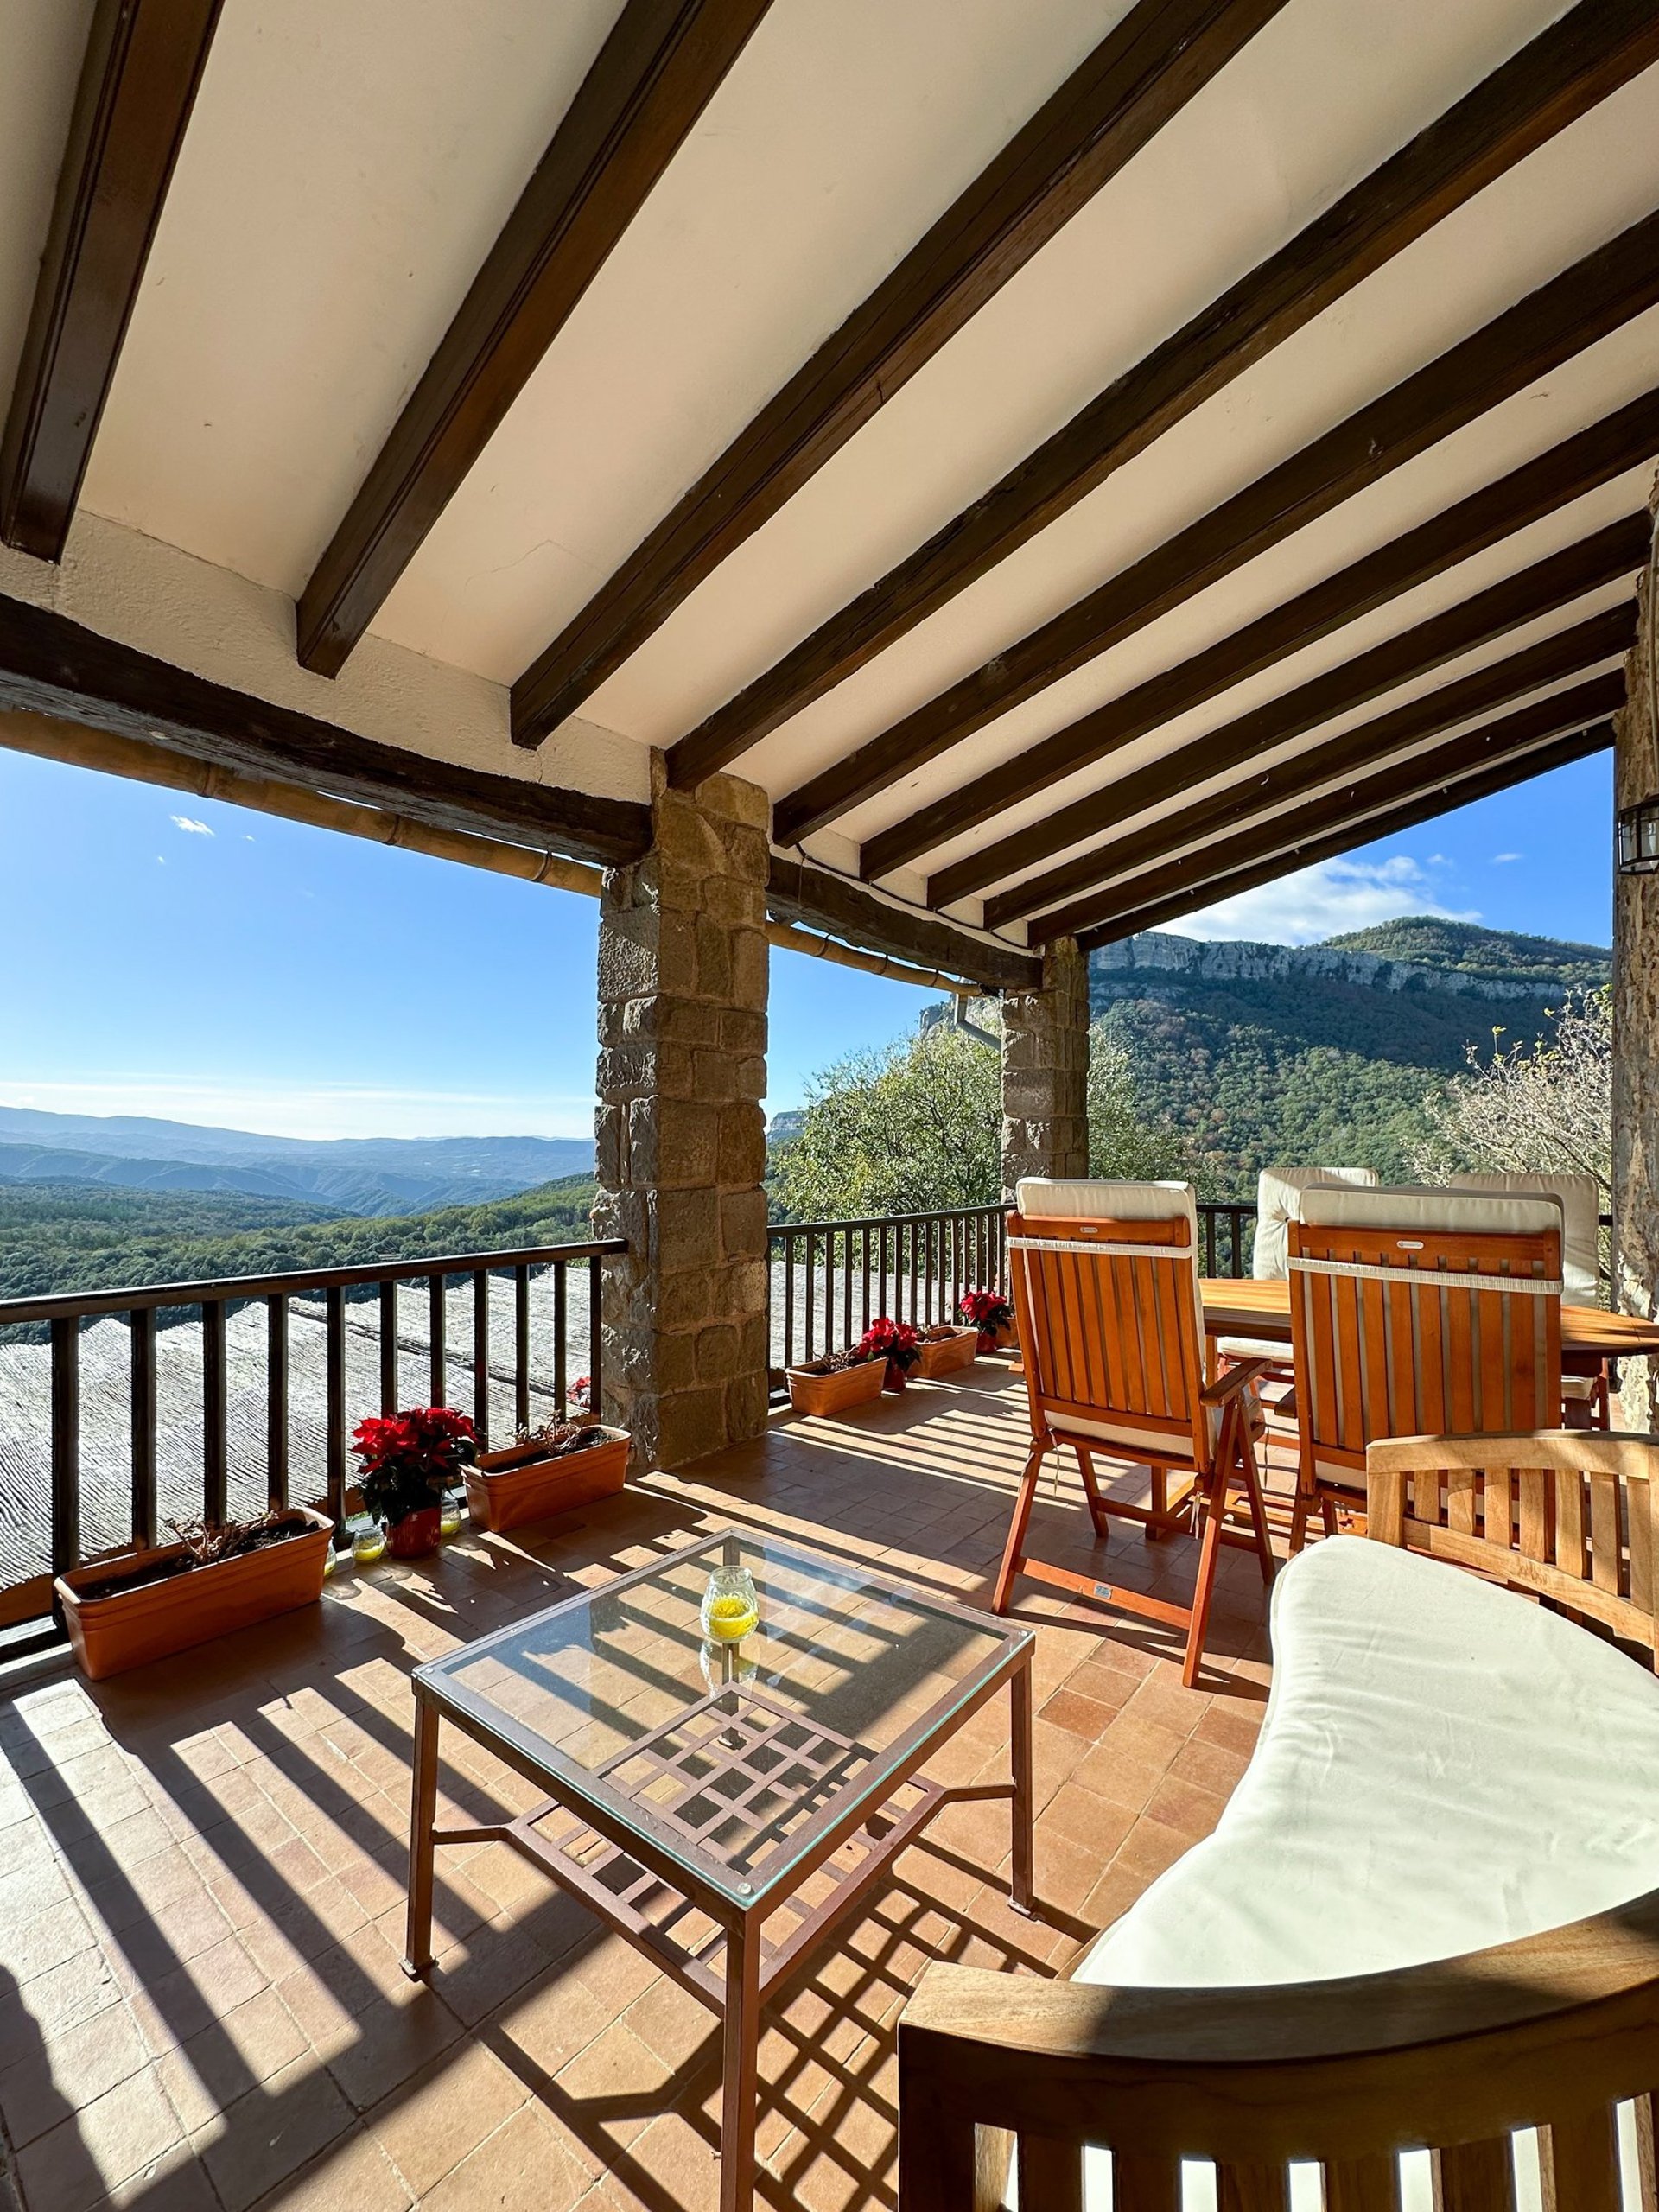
[0,1176,598,1305]
[1092,920,1605,1190]
[1322,918,1610,988]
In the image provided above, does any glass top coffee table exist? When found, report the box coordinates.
[403,1526,1034,2212]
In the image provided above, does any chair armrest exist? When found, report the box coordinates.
[898,1894,1659,2173]
[1201,1358,1270,1403]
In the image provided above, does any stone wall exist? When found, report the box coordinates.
[1613,470,1659,1418]
[593,762,770,1470]
[1000,935,1090,1196]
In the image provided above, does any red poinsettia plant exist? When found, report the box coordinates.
[958,1287,1015,1352]
[352,1406,476,1529]
[857,1316,922,1390]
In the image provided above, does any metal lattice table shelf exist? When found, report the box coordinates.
[401,1528,1034,2212]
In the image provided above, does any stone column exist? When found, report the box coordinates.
[1613,470,1659,1420]
[1000,935,1090,1197]
[593,762,771,1470]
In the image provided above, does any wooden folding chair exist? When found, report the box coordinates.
[993,1180,1274,1689]
[1288,1185,1563,1552]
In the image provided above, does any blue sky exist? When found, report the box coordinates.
[0,747,1613,1140]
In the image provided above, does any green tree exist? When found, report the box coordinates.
[772,1023,1000,1219]
[770,1012,1192,1219]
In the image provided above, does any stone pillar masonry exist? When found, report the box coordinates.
[1000,934,1090,1198]
[1614,468,1659,1420]
[593,760,771,1471]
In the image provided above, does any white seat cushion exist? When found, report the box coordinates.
[1215,1335,1289,1363]
[1068,1540,1659,2208]
[1077,1537,1659,1993]
[1444,1170,1602,1304]
[1253,1166,1377,1281]
[1295,1183,1565,1243]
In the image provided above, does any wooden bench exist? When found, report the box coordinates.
[899,1431,1659,2209]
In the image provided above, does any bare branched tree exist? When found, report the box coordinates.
[1408,987,1611,1205]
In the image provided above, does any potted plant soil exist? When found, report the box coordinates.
[785,1342,886,1417]
[55,1507,334,1681]
[859,1315,923,1392]
[353,1406,477,1560]
[466,1414,630,1534]
[914,1321,980,1380]
[959,1287,1017,1354]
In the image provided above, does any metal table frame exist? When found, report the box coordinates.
[402,1528,1034,2212]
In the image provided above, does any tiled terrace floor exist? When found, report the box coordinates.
[0,1364,1285,2212]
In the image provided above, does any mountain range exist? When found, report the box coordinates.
[1092,918,1608,1187]
[0,1108,594,1217]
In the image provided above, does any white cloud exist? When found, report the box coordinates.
[170,815,213,836]
[1163,855,1478,947]
[1491,851,1523,864]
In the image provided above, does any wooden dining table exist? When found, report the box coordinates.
[1199,1277,1659,1364]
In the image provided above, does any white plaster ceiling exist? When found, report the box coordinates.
[0,0,1653,943]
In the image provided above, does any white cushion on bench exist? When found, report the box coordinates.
[1078,1536,1659,1993]
[1069,1538,1659,2209]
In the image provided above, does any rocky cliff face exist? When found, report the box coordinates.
[1090,931,1567,1007]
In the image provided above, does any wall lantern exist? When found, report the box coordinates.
[1615,529,1659,874]
[1618,798,1659,875]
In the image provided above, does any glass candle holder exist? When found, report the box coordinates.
[439,1492,463,1539]
[353,1520,387,1567]
[701,1562,759,1644]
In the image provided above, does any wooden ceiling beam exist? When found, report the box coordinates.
[834,232,1659,869]
[764,856,1038,994]
[0,0,224,563]
[296,0,774,679]
[0,591,650,869]
[1031,669,1625,941]
[507,0,1289,745]
[998,608,1635,929]
[1074,720,1616,950]
[664,0,1659,788]
[928,512,1648,910]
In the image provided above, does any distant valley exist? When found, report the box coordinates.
[0,1107,594,1217]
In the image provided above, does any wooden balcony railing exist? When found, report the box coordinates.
[768,1205,1009,1381]
[0,1238,623,1647]
[766,1200,1261,1384]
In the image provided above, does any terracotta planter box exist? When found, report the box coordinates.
[56,1508,334,1681]
[785,1357,886,1417]
[465,1427,630,1534]
[915,1327,979,1380]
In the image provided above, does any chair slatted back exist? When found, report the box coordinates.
[1007,1209,1211,1472]
[1368,1430,1659,1658]
[1289,1216,1562,1490]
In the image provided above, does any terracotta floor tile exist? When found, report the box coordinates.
[245,2124,413,2212]
[0,1949,123,2056]
[365,2041,528,2198]
[1113,1815,1201,1885]
[1144,1772,1230,1844]
[1,1902,97,1989]
[322,1987,464,2113]
[16,2062,181,2212]
[152,1986,311,2135]
[193,2050,355,2212]
[1194,1701,1267,1756]
[417,2104,595,2212]
[1169,1733,1253,1797]
[0,2001,150,2146]
[0,1375,1288,2212]
[492,1962,615,2083]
